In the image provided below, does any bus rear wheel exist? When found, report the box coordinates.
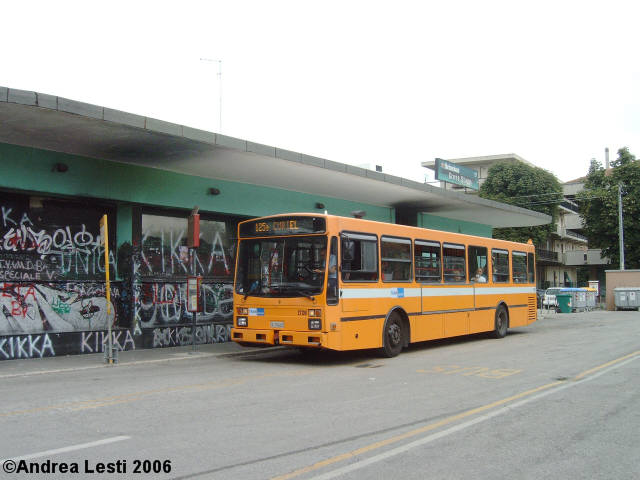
[491,305,508,339]
[380,312,404,357]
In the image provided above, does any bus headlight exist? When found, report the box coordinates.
[237,307,249,315]
[308,319,321,330]
[237,317,248,327]
[308,308,322,317]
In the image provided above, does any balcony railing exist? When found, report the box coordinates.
[537,249,559,262]
[565,229,588,242]
[561,200,580,213]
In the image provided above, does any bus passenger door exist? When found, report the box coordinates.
[442,243,470,337]
[340,233,377,313]
[326,237,339,306]
[468,245,490,333]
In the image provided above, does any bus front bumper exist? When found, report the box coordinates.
[231,328,326,348]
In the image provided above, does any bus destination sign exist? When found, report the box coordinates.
[435,158,479,190]
[239,216,326,237]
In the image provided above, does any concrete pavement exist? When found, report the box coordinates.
[0,306,614,378]
[0,340,282,379]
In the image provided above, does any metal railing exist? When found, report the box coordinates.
[561,200,580,213]
[536,249,559,262]
[565,230,588,242]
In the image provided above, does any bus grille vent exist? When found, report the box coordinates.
[528,296,537,321]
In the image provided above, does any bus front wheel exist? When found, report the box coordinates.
[491,305,508,339]
[380,312,404,357]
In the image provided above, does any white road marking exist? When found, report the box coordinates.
[308,355,640,480]
[0,353,216,380]
[0,436,131,463]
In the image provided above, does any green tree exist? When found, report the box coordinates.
[478,161,561,245]
[578,147,640,268]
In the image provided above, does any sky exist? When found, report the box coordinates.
[2,0,639,183]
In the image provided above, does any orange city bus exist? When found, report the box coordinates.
[231,213,537,357]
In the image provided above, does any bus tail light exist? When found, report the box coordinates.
[237,317,248,327]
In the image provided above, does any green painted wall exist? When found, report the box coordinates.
[418,213,492,238]
[0,143,394,223]
[116,205,133,247]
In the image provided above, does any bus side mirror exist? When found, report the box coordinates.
[342,240,355,261]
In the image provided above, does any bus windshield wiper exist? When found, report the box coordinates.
[277,285,316,300]
[292,289,315,301]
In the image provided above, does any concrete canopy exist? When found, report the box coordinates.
[0,86,550,228]
[421,153,537,170]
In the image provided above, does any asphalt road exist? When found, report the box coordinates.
[1,310,639,479]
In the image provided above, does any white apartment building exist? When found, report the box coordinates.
[422,154,609,289]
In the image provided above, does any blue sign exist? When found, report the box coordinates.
[391,288,405,298]
[435,159,479,190]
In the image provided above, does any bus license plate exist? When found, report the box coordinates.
[270,321,285,328]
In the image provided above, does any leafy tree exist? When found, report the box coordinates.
[478,161,561,245]
[578,147,640,268]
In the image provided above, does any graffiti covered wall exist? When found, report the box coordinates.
[0,325,232,360]
[0,196,239,360]
[135,282,233,328]
[0,194,125,360]
[139,213,235,279]
[0,281,119,334]
[0,329,134,360]
[133,213,236,332]
[0,203,116,282]
[0,194,119,335]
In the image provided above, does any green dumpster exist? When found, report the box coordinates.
[556,294,572,313]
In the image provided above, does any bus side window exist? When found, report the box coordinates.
[381,236,412,282]
[341,233,378,282]
[527,252,535,283]
[414,240,441,283]
[443,243,466,283]
[512,251,528,283]
[491,249,510,283]
[468,246,488,283]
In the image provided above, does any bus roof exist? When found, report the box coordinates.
[239,213,535,250]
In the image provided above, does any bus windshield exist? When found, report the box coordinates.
[235,236,327,298]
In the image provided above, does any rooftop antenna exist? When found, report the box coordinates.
[200,57,222,132]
